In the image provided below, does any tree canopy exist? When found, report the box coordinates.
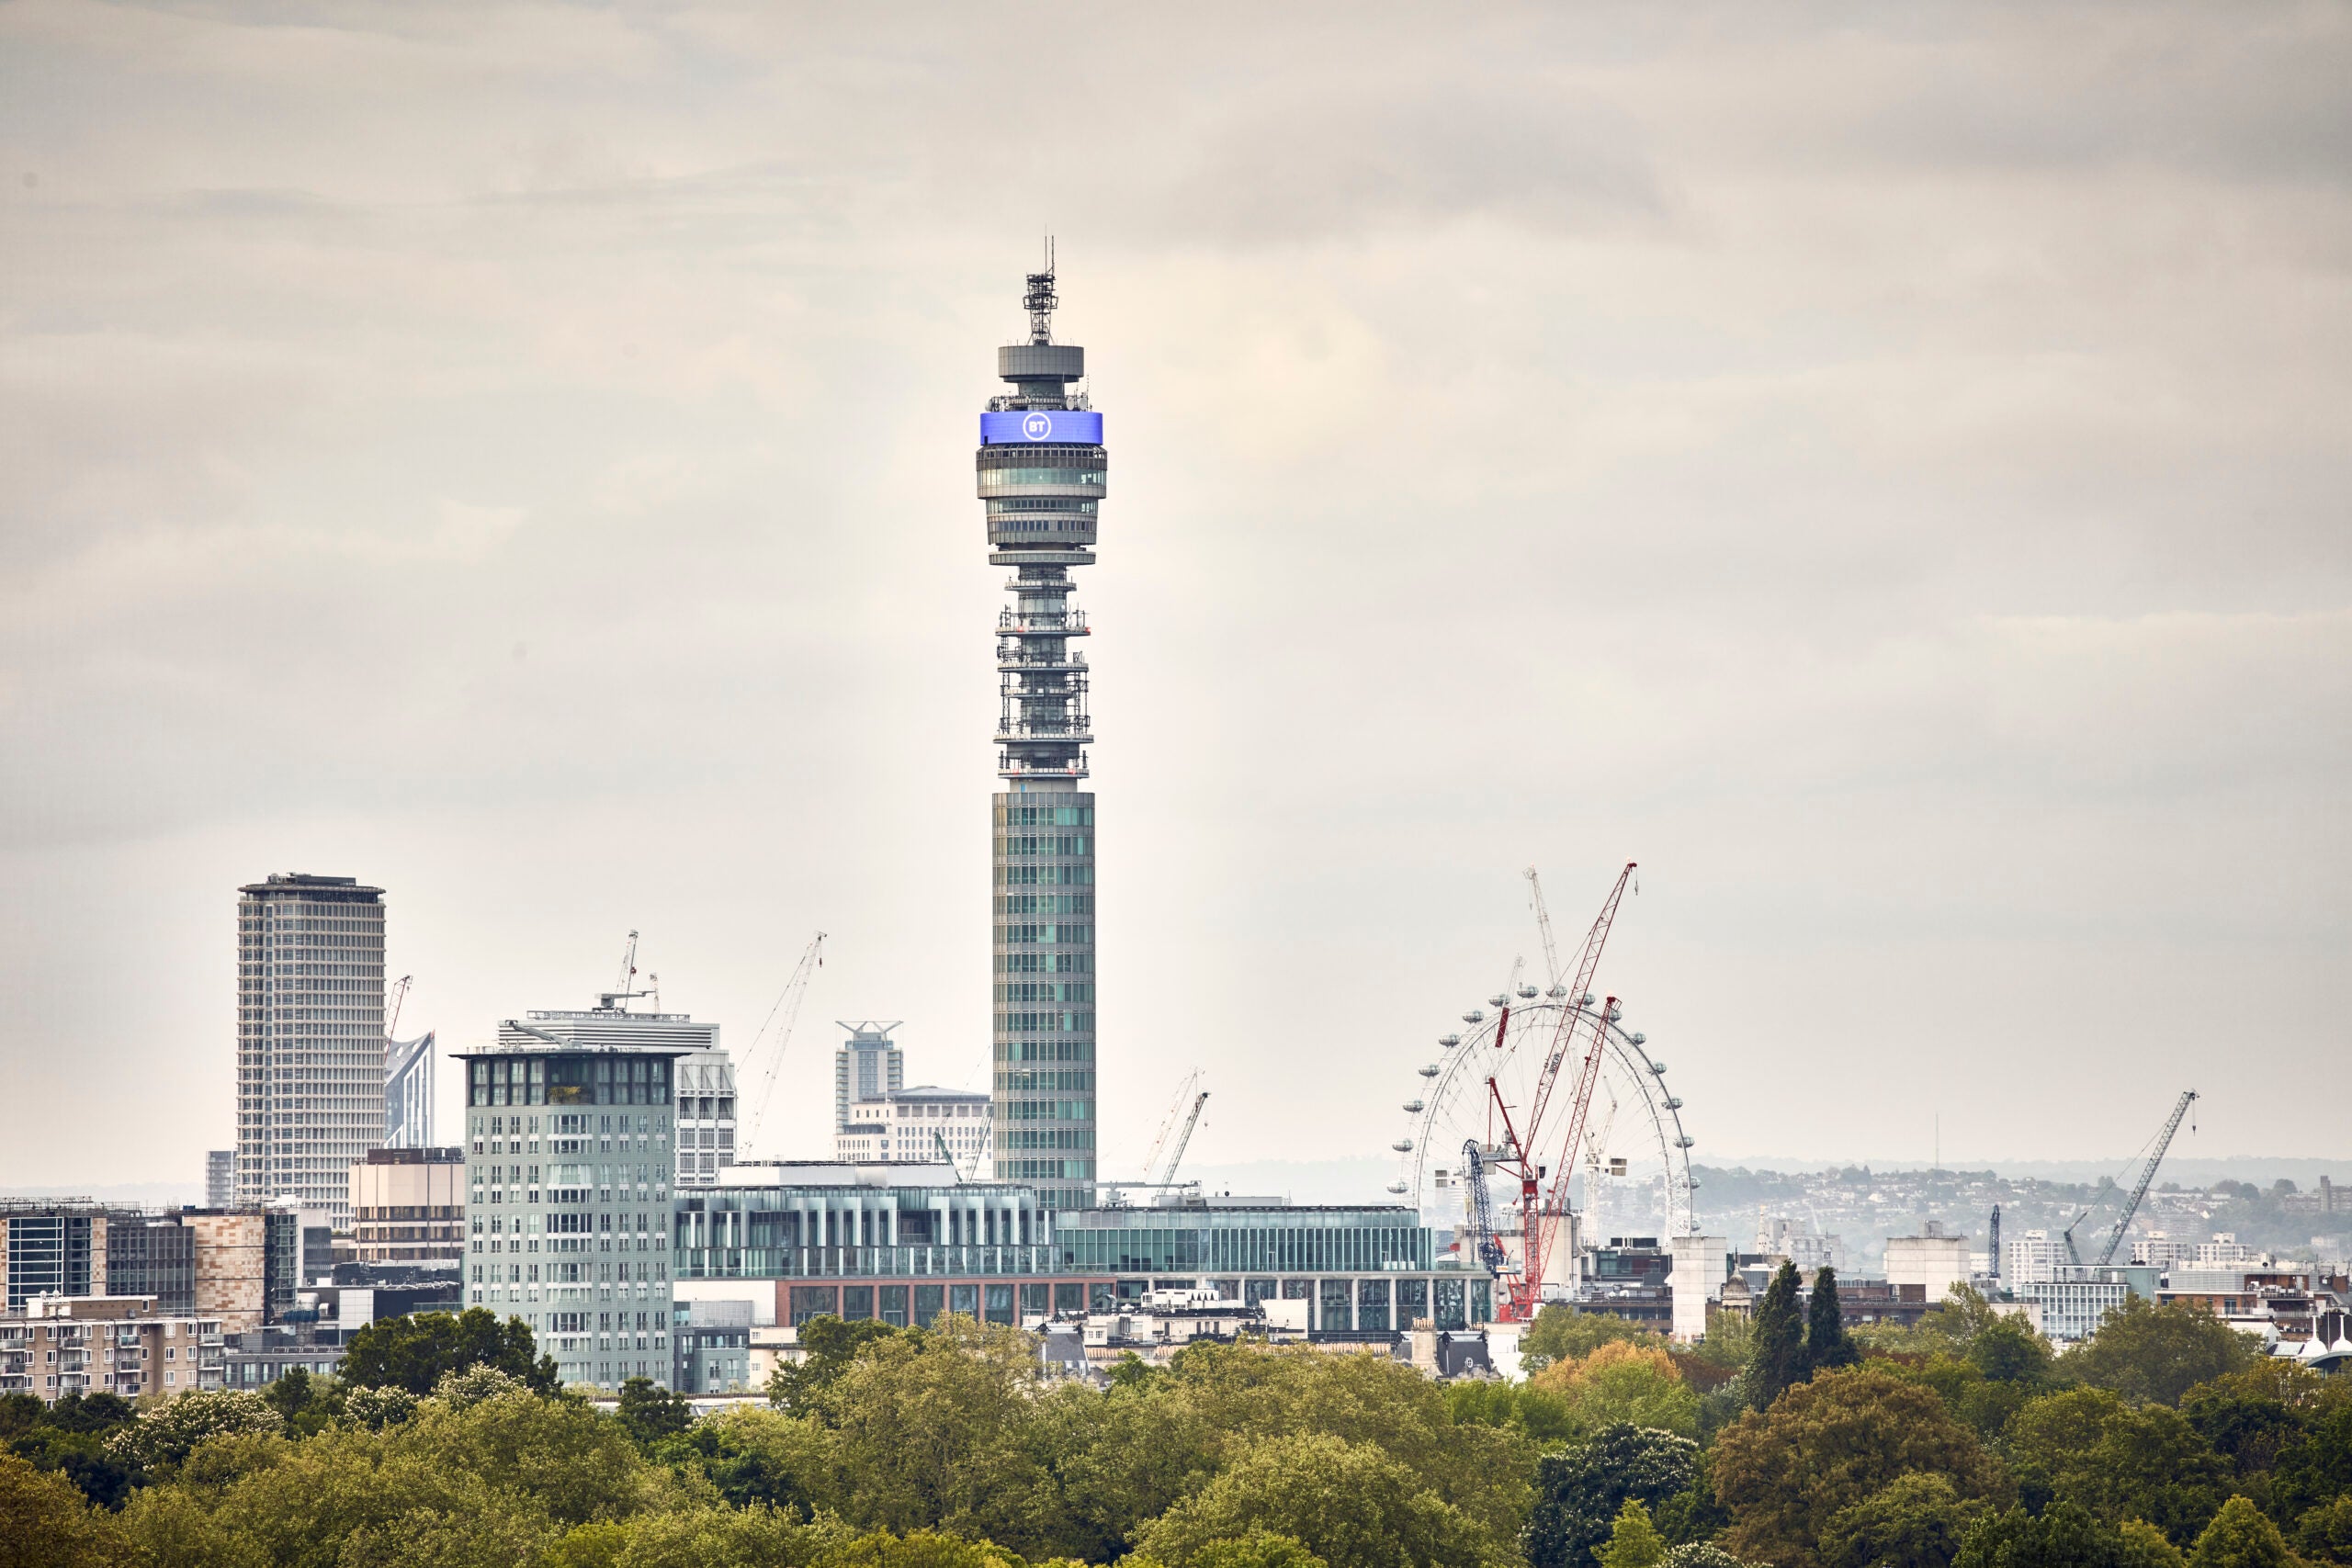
[338,1306,560,1397]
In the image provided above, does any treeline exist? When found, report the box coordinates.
[2,1280,2348,1568]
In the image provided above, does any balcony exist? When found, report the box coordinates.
[997,610,1088,637]
[996,725,1094,747]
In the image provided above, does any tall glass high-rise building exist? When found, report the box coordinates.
[234,873,386,1221]
[982,258,1101,1212]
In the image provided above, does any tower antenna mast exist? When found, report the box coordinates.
[1024,237,1057,344]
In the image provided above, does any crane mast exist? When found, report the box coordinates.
[2096,1090,2198,1268]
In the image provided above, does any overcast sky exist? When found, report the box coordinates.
[2,2,2346,1197]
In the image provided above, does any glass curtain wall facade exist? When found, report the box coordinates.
[985,262,1101,1213]
[234,874,387,1219]
[458,1046,682,1389]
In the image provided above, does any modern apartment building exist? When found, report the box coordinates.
[384,1031,436,1149]
[206,1151,235,1208]
[456,1037,687,1390]
[0,1294,225,1403]
[503,1001,729,1188]
[349,1147,465,1263]
[833,1021,905,1134]
[980,260,1102,1213]
[234,873,387,1219]
[0,1201,291,1331]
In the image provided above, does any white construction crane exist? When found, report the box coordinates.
[1525,867,1563,991]
[1138,1070,1203,1185]
[2096,1090,2199,1268]
[1159,1090,1210,1187]
[741,931,827,1155]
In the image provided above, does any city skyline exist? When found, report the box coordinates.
[4,5,2347,1191]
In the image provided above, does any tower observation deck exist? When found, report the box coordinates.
[982,255,1099,1213]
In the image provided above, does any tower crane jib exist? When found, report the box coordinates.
[2097,1090,2199,1268]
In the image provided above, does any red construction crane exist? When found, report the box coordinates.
[1480,862,1636,1320]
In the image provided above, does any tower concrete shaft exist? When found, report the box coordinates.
[981,261,1100,1212]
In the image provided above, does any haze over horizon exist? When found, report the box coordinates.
[3,3,2346,1190]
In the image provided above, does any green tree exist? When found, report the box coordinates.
[1600,1499,1668,1568]
[2268,1397,2352,1523]
[2061,1297,2256,1407]
[1712,1365,2007,1568]
[1189,1530,1331,1568]
[0,1451,135,1568]
[339,1307,559,1396]
[2004,1387,2231,1545]
[820,1317,1042,1539]
[616,1376,696,1448]
[1954,1499,2177,1568]
[1747,1262,1806,1412]
[1523,1424,1699,1568]
[106,1388,284,1477]
[1661,1549,1751,1568]
[2186,1495,2295,1568]
[1521,1306,1658,1374]
[1135,1431,1497,1568]
[1819,1472,1992,1568]
[769,1315,903,1416]
[1532,1341,1701,1438]
[1967,1318,2054,1386]
[652,1404,834,1519]
[1806,1269,1860,1376]
[2295,1495,2352,1564]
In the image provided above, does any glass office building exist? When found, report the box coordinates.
[675,1162,1101,1326]
[1057,1200,1488,1333]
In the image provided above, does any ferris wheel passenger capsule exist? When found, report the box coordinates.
[1392,1138,1415,1153]
[1629,1032,1646,1045]
[1650,1061,1667,1075]
[1463,1009,1484,1023]
[1439,1033,1461,1048]
[1517,985,1539,998]
[1547,985,1568,998]
[1580,992,1596,1007]
[1418,1063,1441,1077]
[1488,993,1508,1008]
[1385,1181,1408,1194]
[1402,1099,1426,1113]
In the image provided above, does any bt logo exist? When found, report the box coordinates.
[1022,412,1053,441]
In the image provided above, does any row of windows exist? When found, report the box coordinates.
[999,923,1091,947]
[987,496,1098,513]
[997,1158,1096,1181]
[996,894,1095,917]
[998,951,1091,974]
[995,805,1093,827]
[999,834,1091,856]
[999,863,1094,887]
[998,1039,1094,1063]
[996,982,1093,1004]
[1058,1226,1431,1271]
[975,466,1106,487]
[996,1069,1092,1093]
[996,1011,1094,1034]
[1001,1128,1097,1149]
[1002,1098,1092,1122]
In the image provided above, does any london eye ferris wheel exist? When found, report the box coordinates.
[1384,865,1699,1315]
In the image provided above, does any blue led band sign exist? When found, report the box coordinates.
[981,410,1103,446]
